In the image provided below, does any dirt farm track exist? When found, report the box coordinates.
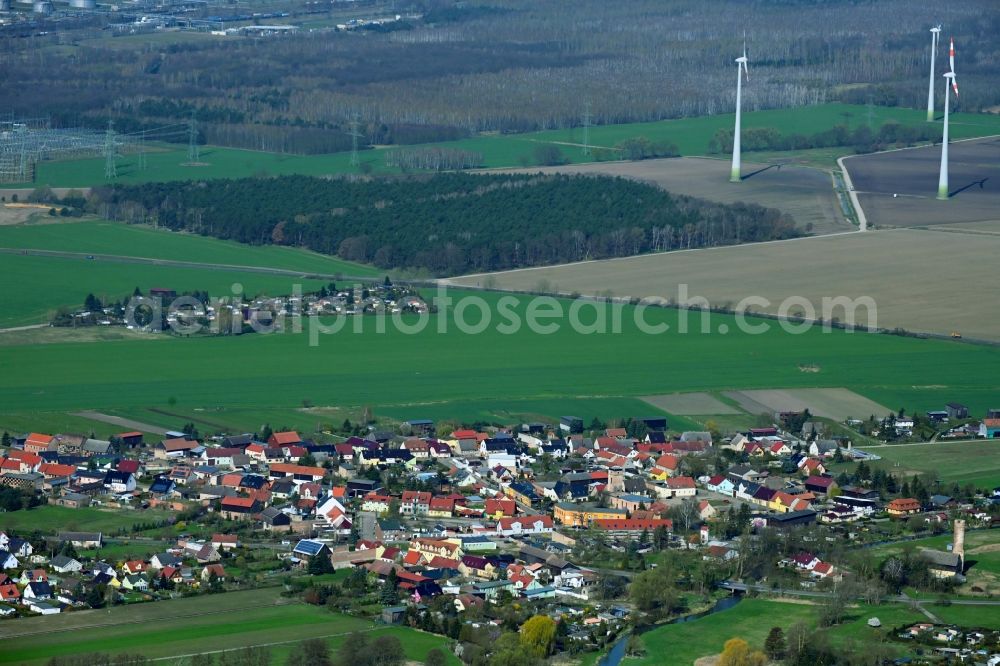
[844,136,1000,229]
[449,227,1000,342]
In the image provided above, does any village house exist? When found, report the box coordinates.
[400,490,432,515]
[554,502,628,527]
[496,516,554,537]
[219,496,262,520]
[887,498,922,517]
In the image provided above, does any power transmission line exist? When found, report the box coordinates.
[348,114,363,168]
[187,112,200,163]
[104,119,117,180]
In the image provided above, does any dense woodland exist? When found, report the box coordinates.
[2,0,998,153]
[90,174,799,275]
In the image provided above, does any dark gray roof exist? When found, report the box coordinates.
[921,549,962,570]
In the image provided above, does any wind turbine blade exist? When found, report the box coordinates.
[949,37,956,72]
[743,61,749,82]
[952,76,960,98]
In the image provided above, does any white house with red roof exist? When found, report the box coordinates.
[495,516,553,537]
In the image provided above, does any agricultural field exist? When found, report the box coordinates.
[0,290,998,440]
[0,587,457,665]
[641,392,741,416]
[844,137,1000,229]
[723,388,892,422]
[631,598,930,665]
[449,226,1000,343]
[0,219,378,277]
[0,252,328,328]
[0,505,173,535]
[0,409,161,442]
[16,104,1000,190]
[856,441,1000,494]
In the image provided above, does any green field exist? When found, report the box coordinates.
[17,104,1000,188]
[0,505,173,535]
[631,598,1000,664]
[0,587,457,665]
[0,253,328,328]
[0,220,378,277]
[0,409,160,442]
[632,599,929,665]
[862,441,1000,490]
[1,291,998,438]
[870,530,1000,577]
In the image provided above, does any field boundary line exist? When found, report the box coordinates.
[147,625,391,662]
[443,229,862,283]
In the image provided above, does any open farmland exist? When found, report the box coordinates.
[0,290,998,433]
[0,253,328,328]
[858,440,1000,491]
[844,137,1000,229]
[641,392,741,416]
[723,388,892,421]
[0,219,378,277]
[0,505,172,535]
[496,156,850,235]
[0,587,457,665]
[632,598,928,665]
[449,227,1000,342]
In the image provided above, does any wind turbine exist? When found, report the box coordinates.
[730,37,750,183]
[937,37,959,200]
[927,26,941,121]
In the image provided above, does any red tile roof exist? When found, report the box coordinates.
[269,431,302,445]
[593,518,673,531]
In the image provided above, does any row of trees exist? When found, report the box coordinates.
[707,120,940,155]
[91,173,799,275]
[384,147,484,171]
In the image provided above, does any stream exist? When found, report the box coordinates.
[596,594,743,666]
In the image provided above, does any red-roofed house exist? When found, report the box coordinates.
[496,515,553,537]
[811,562,835,579]
[804,476,837,495]
[117,460,141,475]
[428,497,455,517]
[201,564,226,581]
[117,432,144,449]
[122,560,148,575]
[485,497,517,519]
[267,463,325,484]
[593,518,673,533]
[219,496,261,520]
[24,433,55,454]
[665,476,697,497]
[698,500,717,521]
[268,431,302,447]
[361,493,393,513]
[652,454,679,478]
[403,550,425,566]
[38,463,77,480]
[212,534,240,550]
[401,490,432,515]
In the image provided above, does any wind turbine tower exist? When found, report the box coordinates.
[730,39,750,183]
[937,38,959,201]
[927,26,941,121]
